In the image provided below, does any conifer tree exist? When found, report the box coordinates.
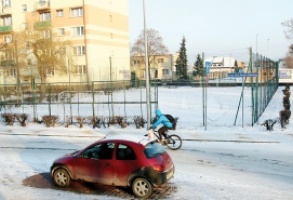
[192,53,205,77]
[175,37,188,79]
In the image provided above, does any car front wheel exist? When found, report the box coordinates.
[132,177,153,199]
[53,168,71,187]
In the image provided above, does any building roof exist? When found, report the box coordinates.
[206,56,237,68]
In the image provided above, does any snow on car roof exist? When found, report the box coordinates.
[103,132,157,146]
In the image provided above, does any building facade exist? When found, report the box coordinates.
[130,54,177,81]
[278,59,293,84]
[205,56,240,80]
[0,0,130,85]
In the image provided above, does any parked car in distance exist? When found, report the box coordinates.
[50,135,175,199]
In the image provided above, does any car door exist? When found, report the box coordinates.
[73,142,115,185]
[113,143,139,186]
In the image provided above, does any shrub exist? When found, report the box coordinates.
[1,113,16,125]
[42,115,58,127]
[76,116,85,128]
[16,114,29,127]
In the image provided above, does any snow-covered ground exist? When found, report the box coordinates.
[0,86,293,200]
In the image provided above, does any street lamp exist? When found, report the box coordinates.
[143,0,151,128]
[267,38,270,58]
[256,33,258,55]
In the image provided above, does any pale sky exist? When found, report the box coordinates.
[129,0,293,64]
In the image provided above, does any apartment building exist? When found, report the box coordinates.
[0,0,130,85]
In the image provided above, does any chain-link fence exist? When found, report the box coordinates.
[251,53,279,124]
[0,80,158,128]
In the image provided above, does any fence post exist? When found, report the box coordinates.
[92,81,95,117]
[48,83,52,117]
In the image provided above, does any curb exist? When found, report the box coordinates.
[0,132,103,138]
[183,138,279,143]
[0,132,280,143]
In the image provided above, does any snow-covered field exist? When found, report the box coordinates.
[0,86,292,200]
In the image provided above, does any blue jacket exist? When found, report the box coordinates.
[152,109,173,129]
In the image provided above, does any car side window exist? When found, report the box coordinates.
[116,144,136,160]
[83,142,114,160]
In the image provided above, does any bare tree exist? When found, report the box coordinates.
[282,19,293,40]
[2,29,70,101]
[131,28,169,66]
[282,19,293,68]
[284,54,293,69]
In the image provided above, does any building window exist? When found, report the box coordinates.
[27,59,32,65]
[70,7,83,17]
[110,33,113,39]
[72,26,84,36]
[154,70,158,78]
[22,4,27,12]
[3,16,12,26]
[158,58,164,63]
[74,46,86,55]
[56,9,64,17]
[58,47,66,54]
[26,41,32,49]
[162,69,169,75]
[40,30,51,38]
[5,51,13,60]
[9,69,16,77]
[74,65,86,74]
[133,60,140,65]
[3,35,12,43]
[46,67,54,76]
[40,12,51,21]
[57,28,65,36]
[109,15,112,22]
[2,0,11,7]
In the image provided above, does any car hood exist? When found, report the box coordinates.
[53,150,80,163]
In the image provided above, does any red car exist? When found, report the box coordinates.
[50,135,175,198]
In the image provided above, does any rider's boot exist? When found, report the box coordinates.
[162,139,168,145]
[158,138,165,145]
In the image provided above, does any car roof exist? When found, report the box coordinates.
[101,133,157,146]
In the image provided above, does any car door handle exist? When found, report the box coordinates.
[104,162,110,166]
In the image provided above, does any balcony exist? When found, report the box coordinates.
[34,21,51,29]
[0,25,12,33]
[1,60,16,67]
[35,1,51,11]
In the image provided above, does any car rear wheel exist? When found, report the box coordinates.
[132,177,153,199]
[53,168,71,187]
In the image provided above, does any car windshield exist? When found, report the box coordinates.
[69,150,79,156]
[144,142,165,158]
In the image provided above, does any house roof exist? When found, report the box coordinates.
[213,57,224,64]
[206,56,237,68]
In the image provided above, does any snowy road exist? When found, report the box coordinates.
[1,133,293,200]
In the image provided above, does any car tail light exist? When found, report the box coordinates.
[152,164,164,172]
